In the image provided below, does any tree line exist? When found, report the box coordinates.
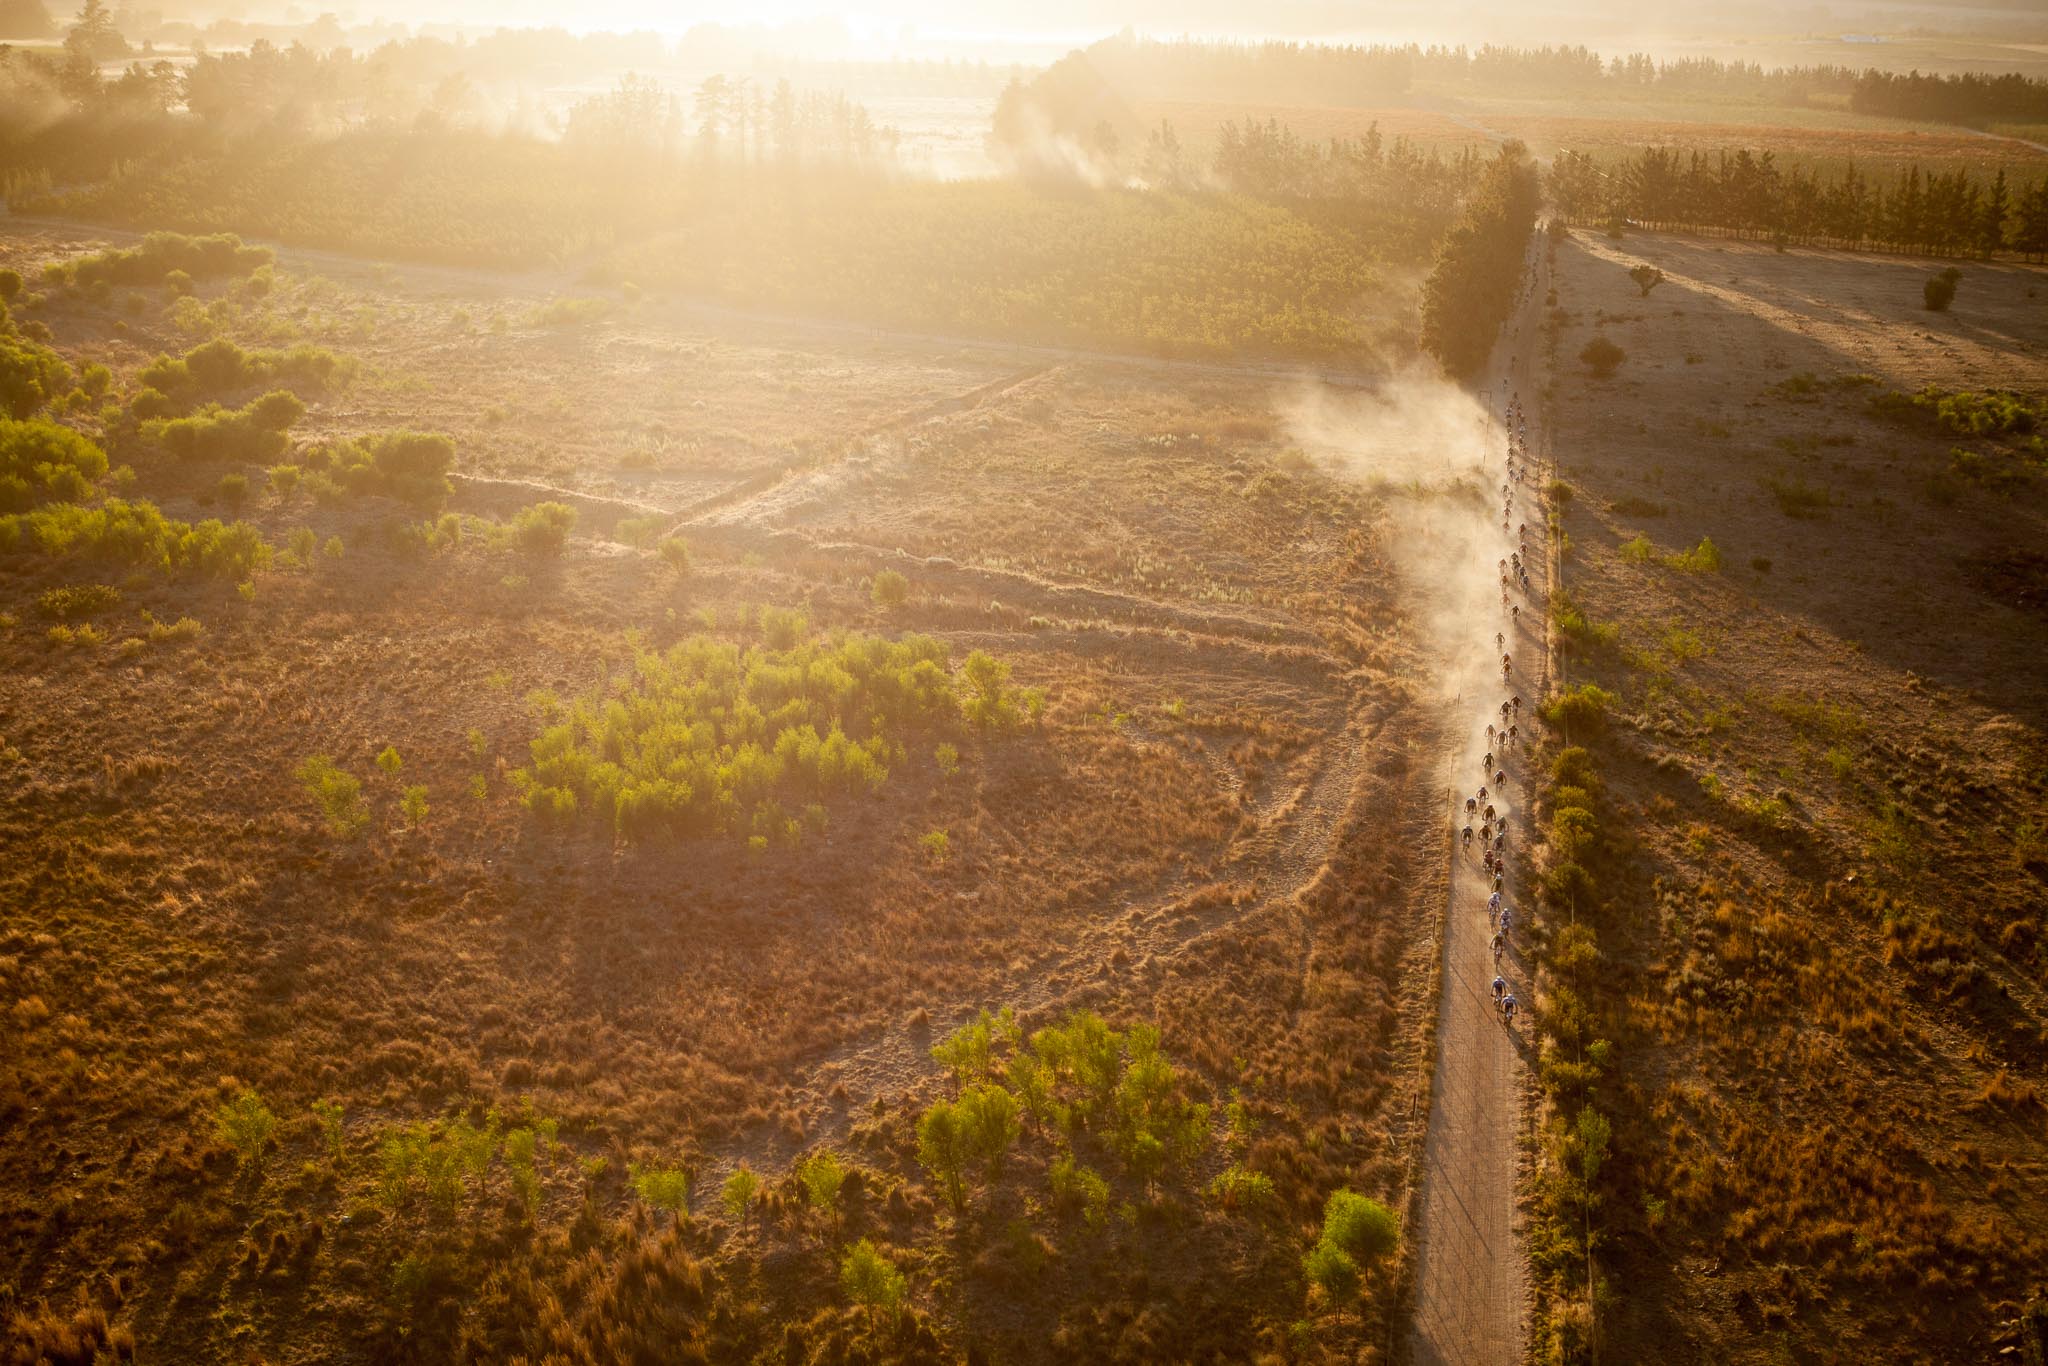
[1420,145,1541,377]
[1550,147,2048,259]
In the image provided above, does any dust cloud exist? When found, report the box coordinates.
[1280,363,1516,724]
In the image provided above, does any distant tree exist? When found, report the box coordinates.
[1627,264,1664,297]
[1924,266,1960,311]
[658,535,691,577]
[1580,336,1625,377]
[629,1163,690,1223]
[0,0,55,38]
[0,269,20,302]
[64,0,128,61]
[1977,169,2011,257]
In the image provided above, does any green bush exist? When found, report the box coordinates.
[0,270,19,302]
[294,430,455,507]
[797,1150,847,1216]
[1541,684,1615,733]
[658,535,691,576]
[37,583,120,619]
[132,339,348,417]
[515,630,969,842]
[629,1163,690,1220]
[720,1166,760,1221]
[57,231,273,289]
[872,568,909,607]
[0,418,108,511]
[214,1088,277,1166]
[0,497,270,579]
[145,390,304,463]
[1665,536,1722,572]
[297,754,369,837]
[217,472,249,511]
[513,501,576,555]
[0,333,73,419]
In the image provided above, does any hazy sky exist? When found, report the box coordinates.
[310,0,2042,57]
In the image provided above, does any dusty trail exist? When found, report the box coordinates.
[1405,232,1551,1365]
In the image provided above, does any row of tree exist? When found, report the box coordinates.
[1419,145,1541,377]
[1549,148,2048,259]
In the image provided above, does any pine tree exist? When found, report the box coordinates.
[1977,168,2011,257]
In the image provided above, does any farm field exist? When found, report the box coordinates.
[1529,228,2048,1359]
[0,220,1459,1362]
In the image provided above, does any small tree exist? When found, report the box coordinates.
[1627,264,1664,298]
[375,746,403,776]
[1924,267,1961,312]
[658,535,691,577]
[297,755,368,837]
[721,1165,760,1223]
[916,1100,969,1210]
[401,785,429,826]
[0,269,21,302]
[959,1083,1021,1176]
[797,1149,847,1222]
[629,1163,690,1223]
[312,1098,345,1162]
[839,1239,906,1323]
[215,1088,276,1167]
[1580,336,1625,378]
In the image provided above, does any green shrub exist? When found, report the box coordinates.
[614,515,661,548]
[629,1163,690,1220]
[1208,1163,1277,1209]
[839,1239,906,1320]
[0,334,73,420]
[1764,474,1831,519]
[293,430,455,507]
[515,630,970,842]
[513,501,576,555]
[1665,536,1721,572]
[217,472,249,512]
[720,1165,760,1221]
[1320,1189,1399,1264]
[798,1150,847,1216]
[145,390,304,463]
[0,497,270,579]
[959,1083,1021,1175]
[376,746,402,775]
[872,568,909,607]
[214,1088,277,1166]
[0,270,19,302]
[1923,267,1959,311]
[133,339,348,417]
[58,231,273,289]
[1303,1238,1360,1300]
[312,1099,345,1162]
[401,785,429,826]
[1049,1153,1110,1225]
[1541,684,1615,733]
[658,535,690,576]
[0,417,104,511]
[36,583,120,619]
[297,754,369,836]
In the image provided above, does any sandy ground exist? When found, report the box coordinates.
[1405,239,1551,1365]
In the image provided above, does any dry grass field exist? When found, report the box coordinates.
[1536,228,2048,1359]
[0,222,1454,1362]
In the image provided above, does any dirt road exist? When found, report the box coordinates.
[1405,233,1550,1365]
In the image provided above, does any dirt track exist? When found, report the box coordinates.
[1405,234,1549,1365]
